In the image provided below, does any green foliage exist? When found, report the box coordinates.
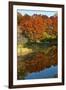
[43,32,56,39]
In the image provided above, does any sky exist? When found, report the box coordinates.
[17,9,57,17]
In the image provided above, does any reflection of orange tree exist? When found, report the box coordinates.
[17,46,57,74]
[25,46,57,73]
[18,14,58,41]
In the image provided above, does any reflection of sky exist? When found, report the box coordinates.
[17,9,57,17]
[25,65,58,79]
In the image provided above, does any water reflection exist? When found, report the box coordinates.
[17,43,58,80]
[25,65,58,79]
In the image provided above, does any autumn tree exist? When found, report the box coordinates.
[17,12,23,25]
[50,16,58,35]
[18,14,58,41]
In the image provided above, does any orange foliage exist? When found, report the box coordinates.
[18,14,58,41]
[50,16,58,34]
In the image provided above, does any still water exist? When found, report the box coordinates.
[25,65,57,79]
[17,41,58,80]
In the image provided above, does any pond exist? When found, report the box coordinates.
[25,65,57,79]
[17,41,58,80]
